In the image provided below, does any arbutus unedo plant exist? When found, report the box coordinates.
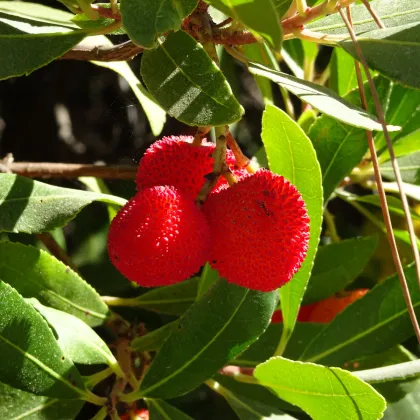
[0,0,420,419]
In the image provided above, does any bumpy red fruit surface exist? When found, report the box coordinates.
[135,135,243,198]
[309,289,369,323]
[203,169,309,292]
[108,186,210,287]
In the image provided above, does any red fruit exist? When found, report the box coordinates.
[108,186,210,287]
[203,169,310,291]
[135,135,244,199]
[120,409,149,420]
[309,289,369,323]
[271,303,317,323]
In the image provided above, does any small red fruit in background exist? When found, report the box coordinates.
[120,408,149,420]
[271,303,317,323]
[108,186,210,287]
[136,135,245,199]
[203,169,310,291]
[309,289,369,323]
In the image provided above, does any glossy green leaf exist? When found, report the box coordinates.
[261,104,323,354]
[29,299,122,375]
[250,62,398,132]
[0,15,86,80]
[214,375,297,419]
[0,1,77,28]
[300,264,420,366]
[140,31,244,126]
[381,151,420,185]
[235,323,325,367]
[308,77,403,202]
[147,399,194,420]
[383,182,420,202]
[130,321,178,353]
[90,36,166,136]
[120,0,198,48]
[0,174,126,233]
[341,22,420,90]
[0,281,86,399]
[379,130,420,163]
[304,236,378,305]
[127,279,276,399]
[254,357,386,420]
[128,277,199,315]
[207,0,282,50]
[307,0,420,35]
[0,381,83,420]
[197,263,219,299]
[329,48,367,96]
[0,242,109,327]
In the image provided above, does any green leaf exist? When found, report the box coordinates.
[379,130,420,163]
[261,104,323,353]
[127,279,276,399]
[341,22,420,90]
[384,382,420,419]
[206,0,282,50]
[382,182,420,202]
[90,36,166,136]
[254,357,386,420]
[308,76,400,202]
[250,62,398,132]
[235,323,325,367]
[0,381,83,420]
[0,174,126,233]
[120,0,198,48]
[307,0,420,35]
[140,30,244,126]
[304,236,378,305]
[0,15,86,80]
[0,281,86,399]
[214,374,298,419]
[197,263,219,299]
[0,1,77,28]
[300,264,420,366]
[130,321,178,353]
[29,299,122,375]
[128,277,199,315]
[72,4,125,35]
[147,399,194,420]
[272,0,317,20]
[329,47,367,96]
[381,151,420,185]
[0,242,109,327]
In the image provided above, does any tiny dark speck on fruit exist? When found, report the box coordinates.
[65,267,70,274]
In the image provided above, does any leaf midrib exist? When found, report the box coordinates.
[140,290,249,396]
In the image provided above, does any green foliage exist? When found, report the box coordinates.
[262,104,323,354]
[147,398,194,419]
[206,0,282,50]
[0,242,109,326]
[127,279,276,399]
[120,0,198,48]
[140,30,244,126]
[254,357,386,420]
[0,174,125,233]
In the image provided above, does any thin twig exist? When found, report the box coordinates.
[36,232,79,273]
[340,6,420,343]
[1,162,137,179]
[360,0,385,28]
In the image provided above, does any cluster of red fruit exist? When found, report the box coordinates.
[108,136,310,292]
[271,289,368,323]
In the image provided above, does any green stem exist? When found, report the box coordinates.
[273,327,292,357]
[324,209,340,242]
[295,0,308,16]
[354,360,420,384]
[84,367,114,389]
[90,406,108,420]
